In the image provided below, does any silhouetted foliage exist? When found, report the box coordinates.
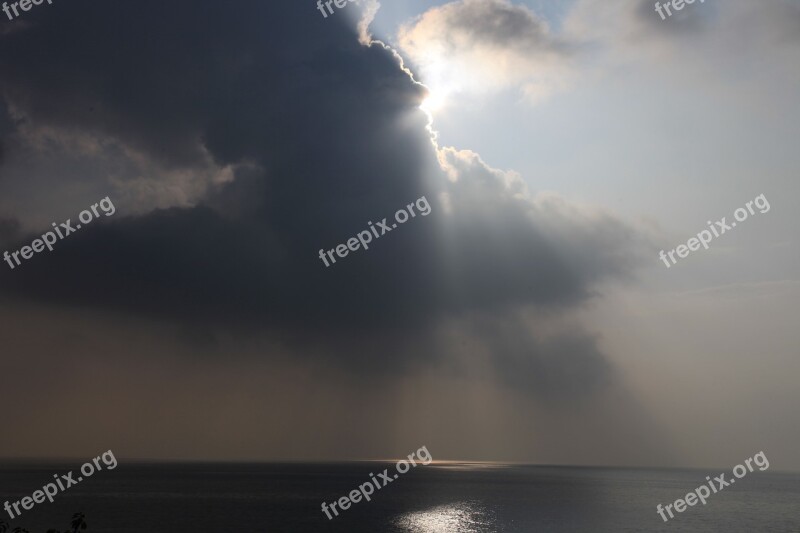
[69,514,86,533]
[0,513,88,533]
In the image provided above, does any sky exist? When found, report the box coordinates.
[0,0,798,471]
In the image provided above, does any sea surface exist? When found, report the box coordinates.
[1,462,798,532]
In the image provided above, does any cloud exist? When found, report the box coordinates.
[0,216,21,248]
[398,0,577,103]
[565,0,800,68]
[0,0,649,406]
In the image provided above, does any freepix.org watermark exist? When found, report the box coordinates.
[321,445,433,520]
[2,0,55,22]
[315,0,356,19]
[3,196,116,271]
[656,451,769,523]
[318,195,432,268]
[659,193,770,268]
[4,450,118,520]
[654,0,705,21]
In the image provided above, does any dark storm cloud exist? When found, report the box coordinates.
[0,216,20,247]
[0,97,14,166]
[0,0,649,398]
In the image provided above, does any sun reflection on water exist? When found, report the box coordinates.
[395,501,496,533]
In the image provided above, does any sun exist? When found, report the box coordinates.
[414,60,462,117]
[419,91,446,114]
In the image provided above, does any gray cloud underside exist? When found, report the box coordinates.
[0,0,649,402]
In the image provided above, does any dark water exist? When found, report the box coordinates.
[1,462,798,532]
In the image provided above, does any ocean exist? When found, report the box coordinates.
[1,462,798,532]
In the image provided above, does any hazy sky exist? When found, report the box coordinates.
[0,0,797,471]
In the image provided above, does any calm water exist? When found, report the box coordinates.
[1,462,798,532]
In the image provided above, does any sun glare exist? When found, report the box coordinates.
[420,91,446,114]
[415,59,463,117]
